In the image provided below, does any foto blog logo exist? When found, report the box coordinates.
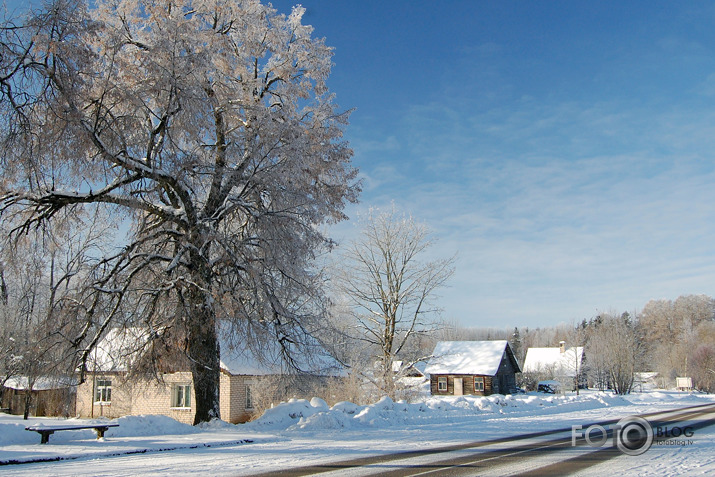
[572,416,654,456]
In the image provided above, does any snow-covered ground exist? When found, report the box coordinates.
[1,390,714,476]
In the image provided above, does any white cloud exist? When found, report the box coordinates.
[338,90,715,328]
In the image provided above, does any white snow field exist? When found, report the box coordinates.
[1,390,714,476]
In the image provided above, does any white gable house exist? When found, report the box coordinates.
[523,341,585,391]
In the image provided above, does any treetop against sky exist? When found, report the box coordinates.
[5,0,715,328]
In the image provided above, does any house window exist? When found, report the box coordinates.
[94,378,112,403]
[246,385,254,409]
[474,377,484,392]
[437,377,448,392]
[172,384,191,408]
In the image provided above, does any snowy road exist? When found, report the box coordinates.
[250,403,715,476]
[2,391,714,476]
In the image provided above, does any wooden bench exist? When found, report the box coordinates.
[25,423,119,444]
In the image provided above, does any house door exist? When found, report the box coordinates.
[454,378,463,396]
[498,375,508,394]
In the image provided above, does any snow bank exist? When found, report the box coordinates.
[246,397,331,430]
[107,414,198,437]
[246,391,631,433]
[0,419,50,446]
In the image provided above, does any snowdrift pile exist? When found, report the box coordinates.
[246,392,631,432]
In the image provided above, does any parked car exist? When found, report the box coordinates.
[537,380,561,394]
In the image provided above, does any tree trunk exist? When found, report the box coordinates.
[382,354,396,400]
[187,298,221,425]
[185,251,221,425]
[23,392,32,420]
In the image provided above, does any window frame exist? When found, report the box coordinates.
[474,376,485,392]
[437,376,448,392]
[245,384,254,410]
[171,383,192,409]
[94,378,112,404]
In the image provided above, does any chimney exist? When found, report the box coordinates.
[559,341,566,354]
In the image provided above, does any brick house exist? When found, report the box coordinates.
[75,370,264,425]
[75,328,334,424]
[425,341,521,396]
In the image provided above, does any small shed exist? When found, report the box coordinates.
[425,341,521,396]
[1,376,76,417]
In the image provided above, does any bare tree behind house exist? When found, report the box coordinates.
[335,208,454,398]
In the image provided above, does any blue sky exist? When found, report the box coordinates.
[269,0,715,328]
[6,1,715,329]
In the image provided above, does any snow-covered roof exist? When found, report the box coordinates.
[522,346,583,376]
[218,321,343,377]
[87,328,152,373]
[219,343,298,376]
[89,326,342,377]
[220,345,342,376]
[424,341,515,376]
[3,376,77,391]
[390,360,427,377]
[635,371,658,379]
[634,372,658,382]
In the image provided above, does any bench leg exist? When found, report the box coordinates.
[40,431,54,444]
[95,427,108,439]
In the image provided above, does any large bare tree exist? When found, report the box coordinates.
[0,0,359,423]
[585,312,644,395]
[335,208,454,398]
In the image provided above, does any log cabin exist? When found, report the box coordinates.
[425,341,521,396]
